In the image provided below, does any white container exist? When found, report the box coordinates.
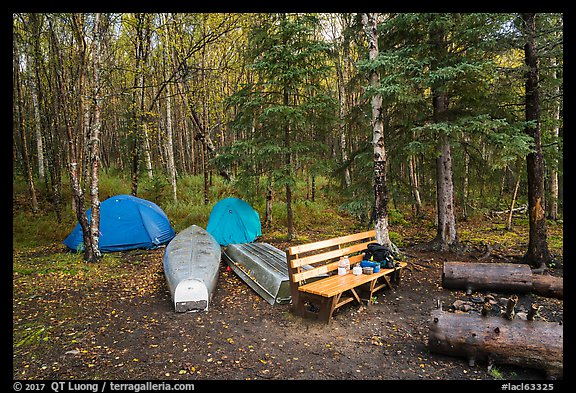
[338,267,347,276]
[339,256,350,273]
[353,265,362,276]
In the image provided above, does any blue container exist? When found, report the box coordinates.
[360,260,378,268]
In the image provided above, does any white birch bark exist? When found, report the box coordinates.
[362,13,393,249]
[162,13,178,203]
[31,78,45,182]
[88,12,104,260]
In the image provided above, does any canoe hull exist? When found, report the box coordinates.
[163,225,221,312]
[223,243,291,305]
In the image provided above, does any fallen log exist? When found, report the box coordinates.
[532,274,563,299]
[489,203,527,217]
[442,261,563,299]
[428,309,563,379]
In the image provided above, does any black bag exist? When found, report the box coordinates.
[363,243,394,268]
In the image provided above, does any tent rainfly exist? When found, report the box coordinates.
[206,197,262,246]
[63,194,175,252]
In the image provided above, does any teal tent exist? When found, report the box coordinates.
[206,197,262,246]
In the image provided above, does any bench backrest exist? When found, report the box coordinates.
[286,230,377,286]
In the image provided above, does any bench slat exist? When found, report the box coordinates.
[291,252,366,283]
[335,296,356,308]
[299,262,407,298]
[301,273,376,297]
[289,241,372,269]
[293,262,336,282]
[287,230,376,256]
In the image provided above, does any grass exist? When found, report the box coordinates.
[489,366,505,380]
[13,247,126,280]
[12,172,563,259]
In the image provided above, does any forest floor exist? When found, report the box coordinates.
[12,214,564,385]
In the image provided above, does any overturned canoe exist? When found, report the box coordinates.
[163,225,221,312]
[223,243,291,305]
[223,242,328,305]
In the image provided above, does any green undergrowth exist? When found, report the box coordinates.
[12,173,563,260]
[13,247,126,280]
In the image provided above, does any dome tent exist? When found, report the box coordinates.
[63,194,175,252]
[206,197,262,246]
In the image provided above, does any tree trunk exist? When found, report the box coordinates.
[442,261,562,299]
[130,14,152,197]
[49,17,94,261]
[130,75,141,196]
[31,71,45,184]
[429,24,458,252]
[142,122,153,179]
[428,309,563,379]
[43,29,64,223]
[284,86,294,241]
[363,12,392,248]
[521,13,551,270]
[85,12,105,262]
[547,56,560,221]
[462,135,470,220]
[162,13,178,203]
[14,37,39,215]
[130,132,141,196]
[29,14,46,184]
[434,122,458,250]
[265,177,273,228]
[336,54,351,188]
[408,154,422,218]
[507,173,521,230]
[72,13,89,199]
[311,175,316,202]
[202,143,209,205]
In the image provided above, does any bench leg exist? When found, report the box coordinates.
[291,290,306,317]
[357,279,378,305]
[390,268,402,286]
[381,274,393,290]
[292,298,306,317]
[318,295,339,324]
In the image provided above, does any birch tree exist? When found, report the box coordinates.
[49,15,96,260]
[13,25,39,214]
[86,12,106,261]
[161,13,178,203]
[362,13,394,249]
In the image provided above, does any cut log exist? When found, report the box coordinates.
[531,274,563,299]
[428,309,563,379]
[443,261,533,293]
[442,261,563,299]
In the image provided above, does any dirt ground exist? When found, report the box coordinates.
[12,237,563,384]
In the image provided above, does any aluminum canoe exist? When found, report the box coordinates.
[163,225,221,312]
[223,242,291,305]
[222,242,328,305]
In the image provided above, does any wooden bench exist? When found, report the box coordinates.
[286,230,407,323]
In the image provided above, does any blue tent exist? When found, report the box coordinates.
[206,197,262,246]
[63,194,175,252]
